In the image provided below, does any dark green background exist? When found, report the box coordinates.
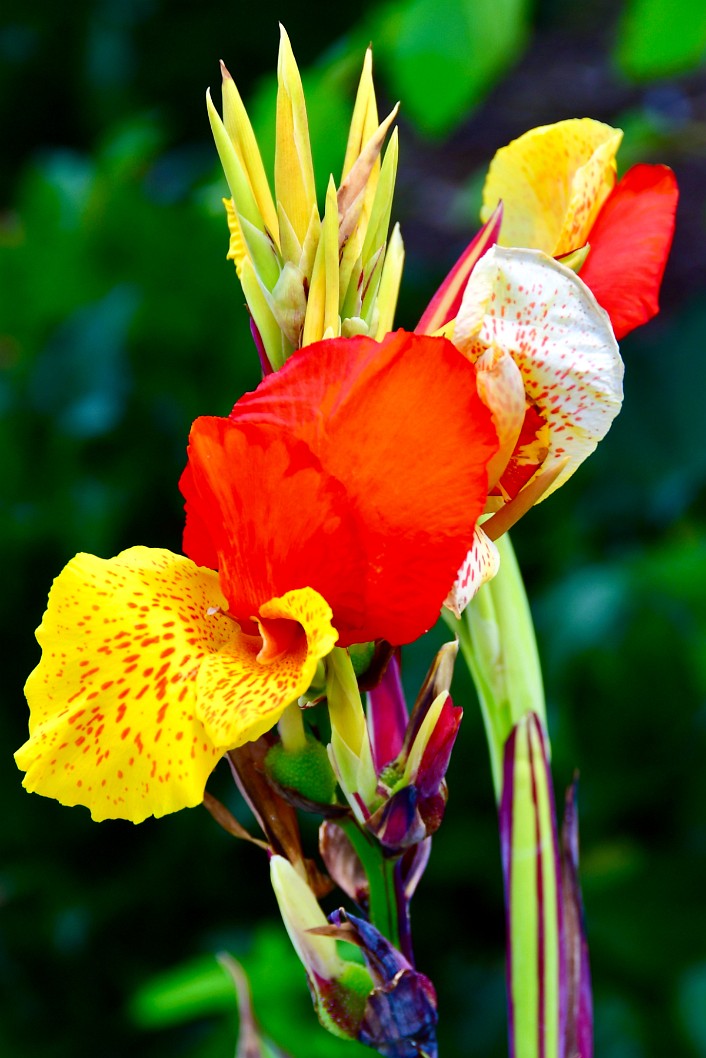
[2,0,706,1055]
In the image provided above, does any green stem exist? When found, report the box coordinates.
[277,700,307,752]
[339,819,401,950]
[443,532,547,802]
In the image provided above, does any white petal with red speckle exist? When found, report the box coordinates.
[455,246,623,498]
[445,526,500,617]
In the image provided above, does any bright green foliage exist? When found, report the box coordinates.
[616,0,706,79]
[372,0,530,136]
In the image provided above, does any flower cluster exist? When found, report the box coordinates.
[16,28,677,1058]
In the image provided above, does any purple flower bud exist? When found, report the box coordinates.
[365,643,462,853]
[326,909,438,1058]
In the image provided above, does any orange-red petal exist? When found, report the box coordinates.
[184,331,499,646]
[579,164,678,339]
[183,422,369,640]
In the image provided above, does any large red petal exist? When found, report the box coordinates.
[580,164,678,339]
[185,421,368,639]
[180,464,219,571]
[185,332,498,646]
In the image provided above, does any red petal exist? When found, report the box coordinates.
[580,164,678,339]
[181,464,219,570]
[184,331,498,647]
[415,204,502,335]
[185,421,368,639]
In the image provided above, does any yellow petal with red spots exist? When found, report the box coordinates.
[481,119,622,256]
[196,587,338,750]
[454,246,623,499]
[15,547,233,823]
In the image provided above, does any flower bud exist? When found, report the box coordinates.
[269,856,373,1040]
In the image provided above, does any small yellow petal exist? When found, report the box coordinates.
[481,118,622,255]
[473,345,526,491]
[342,47,379,181]
[223,197,247,277]
[220,60,279,244]
[275,26,317,246]
[196,587,338,750]
[373,222,405,339]
[15,548,229,823]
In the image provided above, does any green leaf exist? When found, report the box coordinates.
[129,953,235,1027]
[373,0,530,137]
[616,0,706,80]
[129,924,371,1058]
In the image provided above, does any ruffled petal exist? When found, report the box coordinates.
[579,164,678,339]
[15,547,230,823]
[454,246,623,499]
[445,526,501,617]
[481,119,622,256]
[185,331,499,647]
[197,587,338,749]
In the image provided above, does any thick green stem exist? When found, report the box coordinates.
[443,532,547,801]
[339,819,401,950]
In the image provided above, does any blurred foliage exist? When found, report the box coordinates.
[2,1,706,1057]
[130,927,371,1058]
[616,0,706,80]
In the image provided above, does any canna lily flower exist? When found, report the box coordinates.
[208,27,404,369]
[480,118,678,338]
[15,331,498,823]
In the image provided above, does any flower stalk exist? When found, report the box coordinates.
[444,532,546,800]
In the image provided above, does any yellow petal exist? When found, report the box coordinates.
[302,179,340,347]
[223,197,247,277]
[481,118,623,255]
[196,587,338,750]
[275,26,317,246]
[373,222,405,339]
[342,47,379,181]
[220,60,279,245]
[15,547,230,823]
